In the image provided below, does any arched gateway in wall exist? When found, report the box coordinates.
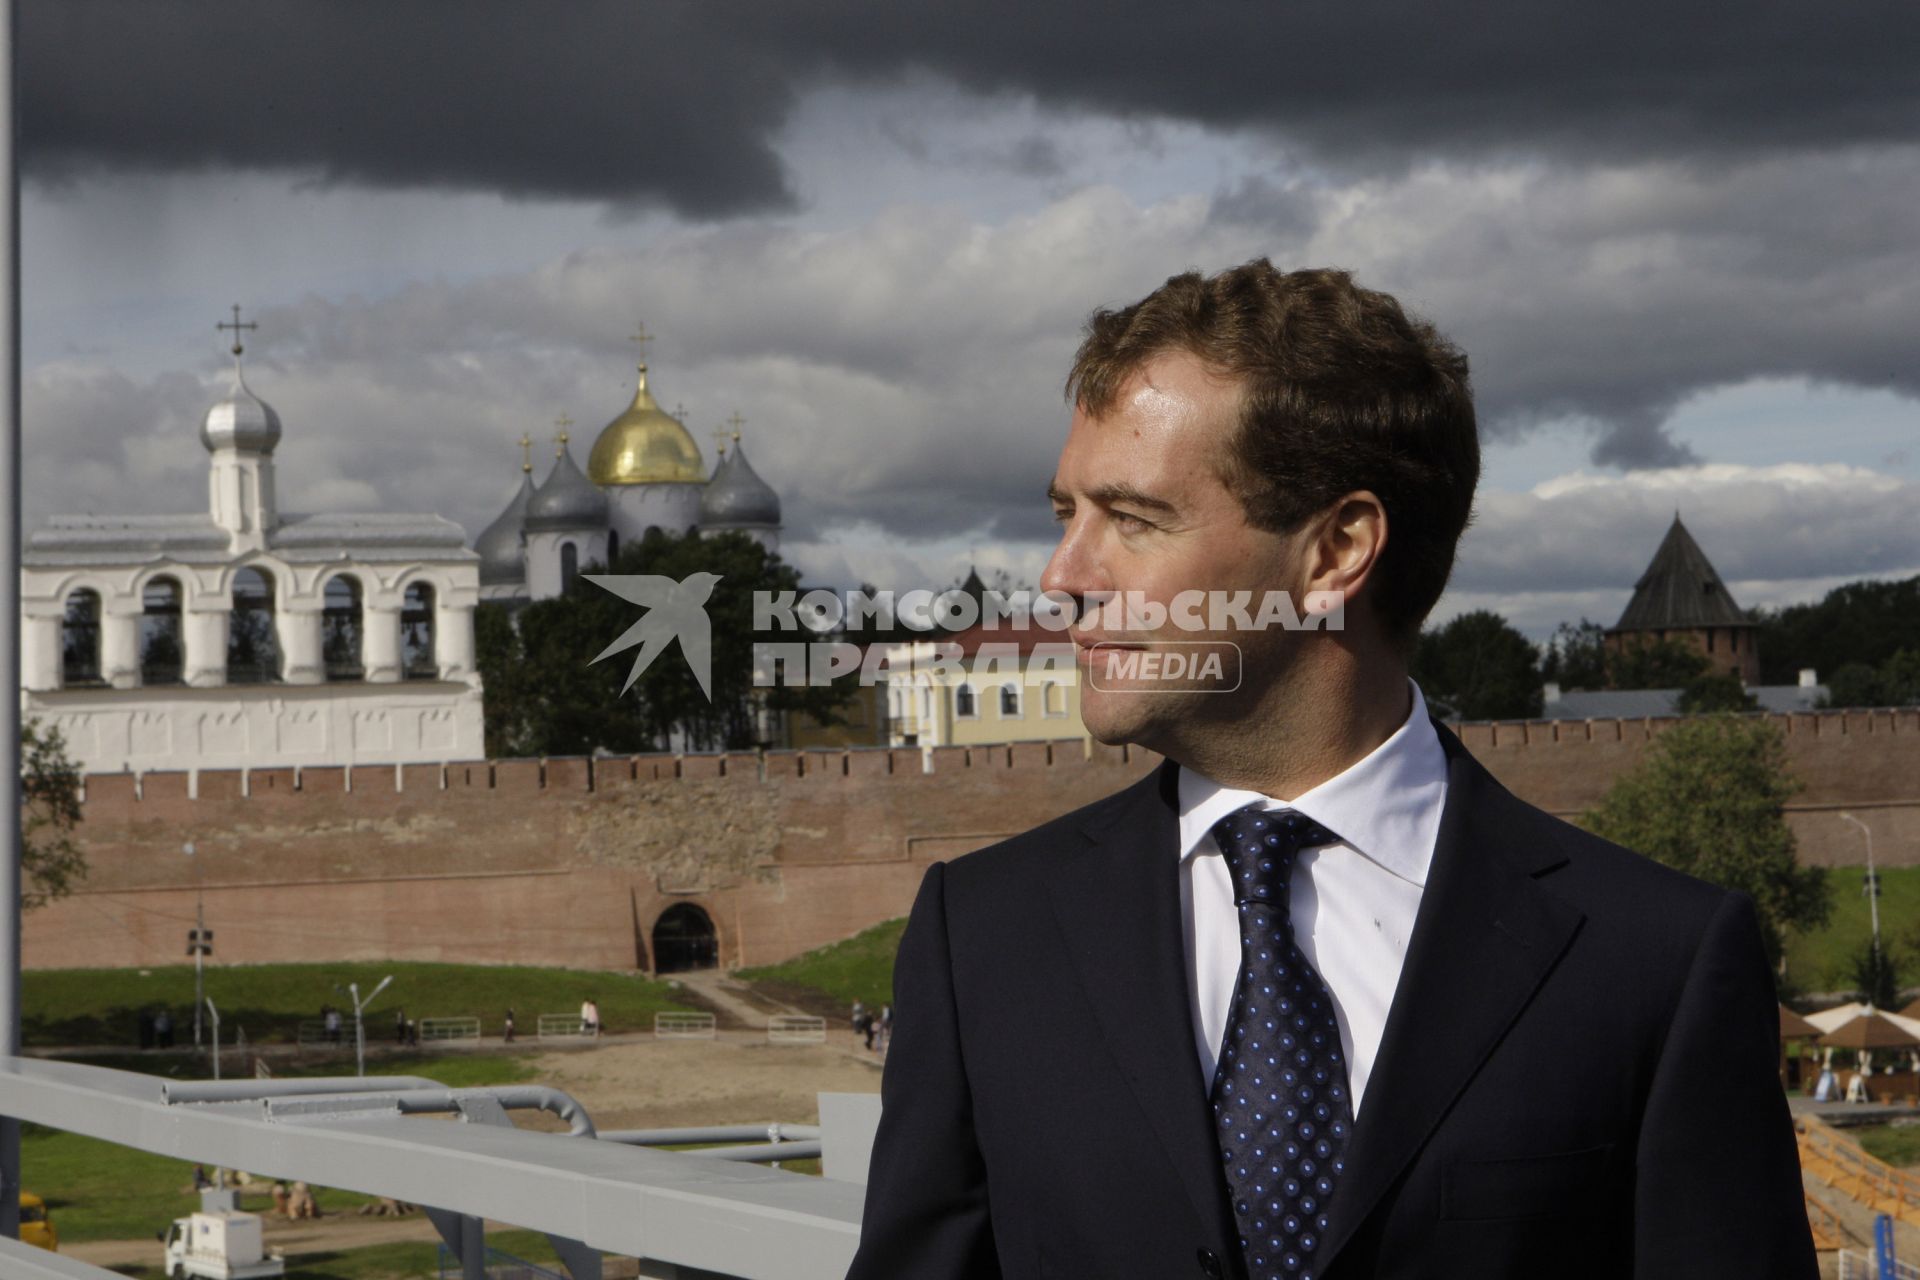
[651,903,719,974]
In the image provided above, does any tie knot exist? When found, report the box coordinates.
[1210,804,1343,908]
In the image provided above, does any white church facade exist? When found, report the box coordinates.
[472,342,782,603]
[18,318,485,775]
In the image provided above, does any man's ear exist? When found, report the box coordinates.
[1301,491,1387,618]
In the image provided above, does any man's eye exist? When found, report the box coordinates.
[1112,511,1152,531]
[1051,508,1073,524]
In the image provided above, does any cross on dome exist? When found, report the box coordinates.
[629,323,654,367]
[217,303,257,360]
[517,433,533,474]
[711,425,729,457]
[727,410,747,442]
[553,412,574,455]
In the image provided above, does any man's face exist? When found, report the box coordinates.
[1041,350,1307,748]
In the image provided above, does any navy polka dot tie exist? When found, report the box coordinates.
[1209,805,1352,1280]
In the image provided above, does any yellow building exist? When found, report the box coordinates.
[884,625,1089,749]
[782,680,891,749]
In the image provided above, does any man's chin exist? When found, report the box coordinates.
[1079,688,1174,750]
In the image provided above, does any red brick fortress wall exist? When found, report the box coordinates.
[25,710,1920,972]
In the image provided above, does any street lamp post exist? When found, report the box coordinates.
[1841,812,1880,953]
[337,976,393,1078]
[183,841,212,1050]
[205,998,221,1082]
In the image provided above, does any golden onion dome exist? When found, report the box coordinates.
[587,365,706,485]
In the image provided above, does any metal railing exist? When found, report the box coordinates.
[767,1016,827,1045]
[1837,1248,1920,1279]
[654,1011,718,1040]
[297,1019,349,1047]
[0,1055,863,1279]
[419,1016,484,1042]
[537,1015,592,1039]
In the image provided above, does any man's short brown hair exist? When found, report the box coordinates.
[1066,260,1479,650]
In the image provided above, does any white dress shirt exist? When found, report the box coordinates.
[1176,679,1448,1116]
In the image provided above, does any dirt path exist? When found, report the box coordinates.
[668,969,809,1030]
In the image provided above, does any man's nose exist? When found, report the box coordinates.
[1040,516,1107,606]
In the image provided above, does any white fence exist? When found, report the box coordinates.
[1838,1250,1920,1279]
[296,1020,347,1047]
[537,1014,592,1040]
[767,1016,828,1045]
[655,1012,718,1040]
[417,1016,482,1043]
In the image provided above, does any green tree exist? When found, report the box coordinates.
[1540,618,1608,692]
[1605,636,1709,690]
[1412,610,1543,720]
[476,529,855,756]
[1676,670,1759,714]
[1582,714,1829,978]
[475,601,536,758]
[1883,648,1920,705]
[21,719,86,908]
[1821,648,1920,709]
[1848,939,1902,1010]
[1822,662,1885,710]
[1753,574,1920,684]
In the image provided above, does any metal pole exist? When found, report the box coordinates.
[1843,813,1881,953]
[350,982,364,1078]
[0,0,23,1240]
[193,892,205,1049]
[206,999,220,1081]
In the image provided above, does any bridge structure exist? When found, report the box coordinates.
[0,11,869,1278]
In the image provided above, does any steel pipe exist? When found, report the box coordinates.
[600,1124,820,1146]
[691,1141,825,1164]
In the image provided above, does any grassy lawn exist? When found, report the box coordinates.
[22,961,697,1047]
[1854,1123,1920,1170]
[1784,865,1920,995]
[737,917,905,1015]
[23,1125,382,1244]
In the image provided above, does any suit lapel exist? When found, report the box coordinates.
[1044,761,1234,1246]
[1319,722,1586,1266]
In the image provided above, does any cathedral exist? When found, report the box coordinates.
[472,339,782,604]
[18,313,486,775]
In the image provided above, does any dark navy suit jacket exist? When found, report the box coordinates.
[846,721,1816,1279]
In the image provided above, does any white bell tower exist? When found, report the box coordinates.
[201,305,281,553]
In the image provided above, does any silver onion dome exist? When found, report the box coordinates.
[475,472,535,585]
[200,368,283,454]
[524,442,610,531]
[700,438,781,527]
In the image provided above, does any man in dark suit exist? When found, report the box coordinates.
[847,262,1814,1279]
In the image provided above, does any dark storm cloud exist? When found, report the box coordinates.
[23,0,1918,213]
[20,0,801,217]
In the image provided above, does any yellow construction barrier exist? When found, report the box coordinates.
[1798,1114,1920,1231]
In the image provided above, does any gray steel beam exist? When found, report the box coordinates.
[0,1235,129,1279]
[0,0,22,1241]
[0,1056,862,1279]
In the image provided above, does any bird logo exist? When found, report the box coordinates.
[585,572,723,699]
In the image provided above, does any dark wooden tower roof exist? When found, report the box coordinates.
[1611,515,1753,632]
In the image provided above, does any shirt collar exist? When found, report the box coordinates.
[1175,679,1448,888]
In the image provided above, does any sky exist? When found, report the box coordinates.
[18,0,1920,643]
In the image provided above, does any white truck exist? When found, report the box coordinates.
[161,1210,286,1279]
